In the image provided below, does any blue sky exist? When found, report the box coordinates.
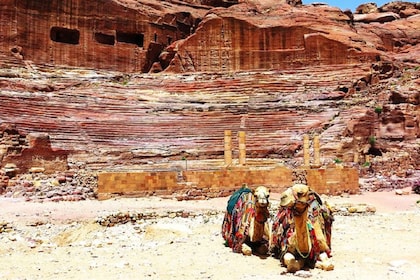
[302,1,411,12]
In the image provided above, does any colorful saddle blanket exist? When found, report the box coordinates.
[226,187,252,214]
[222,188,264,253]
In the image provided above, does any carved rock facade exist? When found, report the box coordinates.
[0,0,209,72]
[1,1,419,73]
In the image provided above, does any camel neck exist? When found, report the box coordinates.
[249,205,268,242]
[294,208,311,255]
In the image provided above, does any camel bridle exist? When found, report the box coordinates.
[291,190,311,216]
[254,192,270,224]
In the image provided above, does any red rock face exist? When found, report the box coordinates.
[166,4,382,72]
[1,1,418,73]
[0,0,208,72]
[167,2,419,72]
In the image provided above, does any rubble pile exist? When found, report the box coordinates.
[2,171,97,202]
[95,210,222,227]
[359,171,420,192]
[370,151,418,178]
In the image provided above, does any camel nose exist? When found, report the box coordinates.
[258,197,269,206]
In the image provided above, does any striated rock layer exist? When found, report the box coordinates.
[0,57,418,172]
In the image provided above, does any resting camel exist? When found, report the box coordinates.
[271,184,334,272]
[222,185,271,256]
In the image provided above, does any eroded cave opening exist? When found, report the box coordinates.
[116,32,144,47]
[367,146,383,156]
[50,27,80,45]
[94,33,115,45]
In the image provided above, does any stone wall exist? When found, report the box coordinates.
[97,165,358,200]
[306,167,359,195]
[98,171,181,197]
[183,166,292,193]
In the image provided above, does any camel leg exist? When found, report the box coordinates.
[283,252,304,273]
[264,222,272,249]
[315,252,334,271]
[241,243,252,256]
[255,242,269,256]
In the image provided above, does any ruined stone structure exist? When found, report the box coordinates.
[0,124,68,174]
[97,132,359,199]
[97,164,359,199]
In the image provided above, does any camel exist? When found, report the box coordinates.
[222,185,271,256]
[271,184,334,272]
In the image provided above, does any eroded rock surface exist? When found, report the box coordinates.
[1,1,419,73]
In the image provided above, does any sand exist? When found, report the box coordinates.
[0,191,419,280]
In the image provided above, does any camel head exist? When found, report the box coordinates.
[280,184,317,216]
[253,186,270,208]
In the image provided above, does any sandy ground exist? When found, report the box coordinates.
[1,191,420,280]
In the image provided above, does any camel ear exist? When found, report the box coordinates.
[280,187,294,207]
[241,183,251,192]
[311,191,323,205]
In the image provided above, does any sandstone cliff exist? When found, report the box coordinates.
[0,1,419,190]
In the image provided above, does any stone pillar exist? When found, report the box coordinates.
[238,131,246,165]
[303,134,310,167]
[354,151,359,164]
[224,130,232,166]
[313,134,320,167]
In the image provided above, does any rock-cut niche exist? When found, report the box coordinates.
[50,27,80,45]
[94,32,115,45]
[115,32,144,47]
[50,27,144,48]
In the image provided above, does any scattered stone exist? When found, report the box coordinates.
[294,270,312,278]
[28,220,46,227]
[4,163,18,178]
[8,235,17,241]
[29,167,45,173]
[2,171,97,202]
[389,259,409,268]
[331,203,376,215]
[0,221,14,233]
[395,189,410,195]
[95,210,222,227]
